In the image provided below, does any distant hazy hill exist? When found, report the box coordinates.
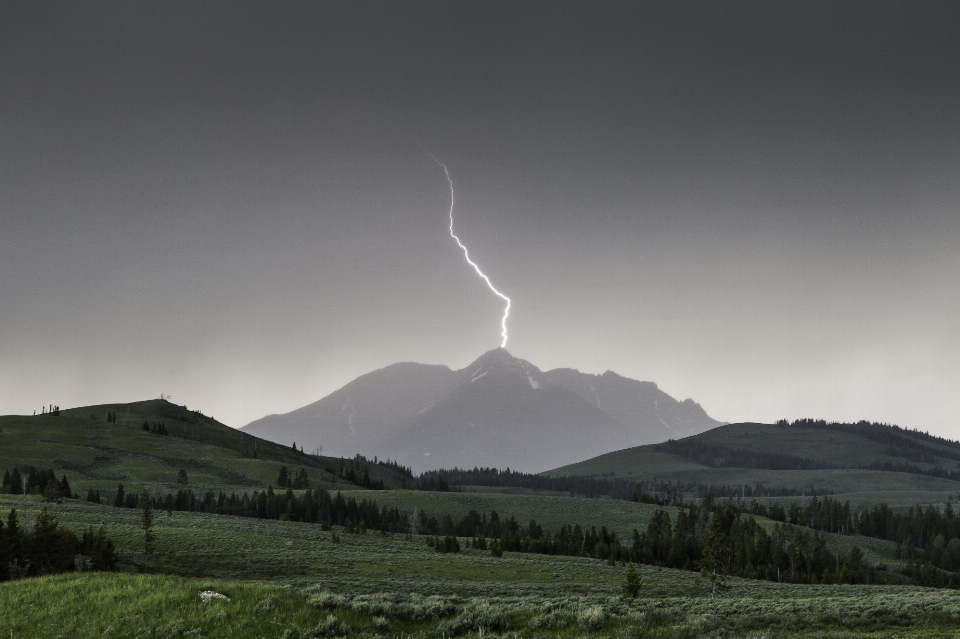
[545,420,960,499]
[242,348,720,472]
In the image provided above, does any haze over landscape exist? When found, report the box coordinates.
[2,1,959,442]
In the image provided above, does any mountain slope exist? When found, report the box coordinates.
[242,348,721,472]
[242,362,460,458]
[544,368,720,442]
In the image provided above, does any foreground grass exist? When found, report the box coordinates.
[0,572,319,638]
[6,571,960,639]
[2,497,960,638]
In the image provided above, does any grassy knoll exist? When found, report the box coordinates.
[547,422,960,505]
[0,400,407,494]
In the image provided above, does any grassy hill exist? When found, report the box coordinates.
[0,400,410,494]
[546,420,960,506]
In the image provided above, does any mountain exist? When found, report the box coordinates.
[242,348,720,472]
[373,348,629,472]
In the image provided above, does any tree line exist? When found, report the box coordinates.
[786,418,960,459]
[141,420,170,436]
[419,467,637,499]
[655,439,822,470]
[0,508,117,582]
[74,473,960,590]
[418,468,828,501]
[1,466,74,501]
[113,479,882,590]
[348,454,414,479]
[775,495,960,576]
[37,404,61,416]
[101,485,415,533]
[403,498,884,592]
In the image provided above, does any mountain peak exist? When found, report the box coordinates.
[459,347,525,370]
[457,347,548,388]
[474,346,515,363]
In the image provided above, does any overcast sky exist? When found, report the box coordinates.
[2,1,958,437]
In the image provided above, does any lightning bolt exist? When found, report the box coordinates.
[427,153,511,348]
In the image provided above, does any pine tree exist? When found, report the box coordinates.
[9,468,22,496]
[28,508,79,575]
[177,468,188,485]
[698,514,730,598]
[277,466,289,488]
[43,480,62,503]
[114,483,125,507]
[80,526,117,571]
[5,509,22,569]
[622,563,642,598]
[839,546,867,584]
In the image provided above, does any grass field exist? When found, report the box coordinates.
[3,495,960,638]
[8,570,960,639]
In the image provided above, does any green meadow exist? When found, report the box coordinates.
[5,494,960,639]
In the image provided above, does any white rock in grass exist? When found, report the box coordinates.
[200,590,230,603]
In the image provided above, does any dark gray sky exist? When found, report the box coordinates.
[2,1,959,436]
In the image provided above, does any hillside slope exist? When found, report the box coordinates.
[0,400,409,493]
[546,420,960,500]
